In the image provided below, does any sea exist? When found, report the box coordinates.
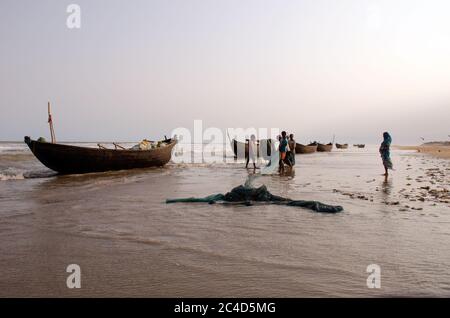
[0,141,449,297]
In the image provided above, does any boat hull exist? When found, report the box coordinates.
[317,143,333,152]
[336,143,349,149]
[232,139,272,160]
[295,143,317,154]
[24,136,176,174]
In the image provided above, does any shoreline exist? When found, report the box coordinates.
[394,145,450,159]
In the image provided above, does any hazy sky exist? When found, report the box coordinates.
[1,0,449,143]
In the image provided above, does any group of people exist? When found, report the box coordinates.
[245,131,296,174]
[277,131,296,173]
[244,130,394,177]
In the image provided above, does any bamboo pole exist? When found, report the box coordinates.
[113,142,125,150]
[48,102,56,143]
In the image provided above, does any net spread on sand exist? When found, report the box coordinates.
[166,184,343,213]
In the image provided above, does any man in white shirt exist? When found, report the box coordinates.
[246,134,257,171]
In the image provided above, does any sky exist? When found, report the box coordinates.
[0,0,449,144]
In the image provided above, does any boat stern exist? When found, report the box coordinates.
[24,136,31,145]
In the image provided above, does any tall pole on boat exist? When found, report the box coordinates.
[48,102,56,143]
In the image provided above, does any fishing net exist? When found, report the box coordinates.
[166,184,343,213]
[261,151,280,175]
[166,194,225,204]
[130,139,168,150]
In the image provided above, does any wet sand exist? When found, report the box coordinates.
[0,144,449,297]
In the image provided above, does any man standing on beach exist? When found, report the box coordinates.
[287,133,296,167]
[246,134,257,172]
[279,131,289,174]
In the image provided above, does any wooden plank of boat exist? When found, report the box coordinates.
[231,139,272,160]
[24,136,177,174]
[317,143,333,152]
[336,143,349,149]
[295,143,317,154]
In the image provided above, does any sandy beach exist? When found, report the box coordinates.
[394,144,450,160]
[1,143,449,297]
[3,0,450,305]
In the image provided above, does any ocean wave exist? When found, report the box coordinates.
[0,153,34,163]
[0,143,28,153]
[23,170,58,179]
[0,167,57,181]
[0,167,25,181]
[0,169,25,181]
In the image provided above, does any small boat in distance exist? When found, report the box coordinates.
[317,143,333,152]
[231,139,248,159]
[231,139,272,160]
[24,136,177,174]
[335,143,349,149]
[295,143,318,154]
[353,144,366,148]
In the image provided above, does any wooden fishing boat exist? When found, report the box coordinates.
[24,136,177,174]
[231,139,272,160]
[335,143,349,149]
[295,143,317,154]
[317,143,333,152]
[231,139,247,159]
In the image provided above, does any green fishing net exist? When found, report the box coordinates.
[166,184,343,213]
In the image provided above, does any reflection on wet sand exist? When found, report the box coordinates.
[381,176,393,195]
[1,145,449,297]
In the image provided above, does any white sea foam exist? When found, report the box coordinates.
[0,143,28,154]
[0,168,25,181]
